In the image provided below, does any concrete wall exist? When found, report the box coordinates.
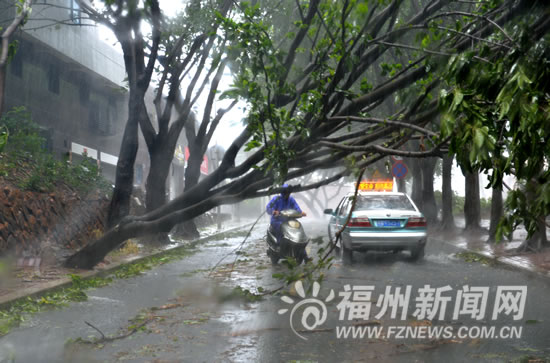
[24,0,126,86]
[1,0,149,185]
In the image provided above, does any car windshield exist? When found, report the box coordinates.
[355,195,415,211]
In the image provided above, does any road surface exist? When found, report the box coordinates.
[1,218,549,362]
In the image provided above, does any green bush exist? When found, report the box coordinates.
[0,107,111,195]
[0,107,44,155]
[434,190,465,214]
[0,126,7,153]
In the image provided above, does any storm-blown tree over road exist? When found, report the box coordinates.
[67,0,550,269]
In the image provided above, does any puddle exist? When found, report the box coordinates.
[87,296,124,305]
[425,253,458,264]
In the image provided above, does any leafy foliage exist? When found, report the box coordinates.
[0,127,7,153]
[440,12,550,243]
[68,0,550,269]
[0,108,111,195]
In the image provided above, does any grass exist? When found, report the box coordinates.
[0,226,253,337]
[455,251,496,266]
[0,241,201,336]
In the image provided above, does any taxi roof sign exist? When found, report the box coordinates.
[357,180,393,192]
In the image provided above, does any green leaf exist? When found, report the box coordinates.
[0,127,8,153]
[421,35,430,48]
[451,89,464,111]
[357,2,368,15]
[474,129,484,149]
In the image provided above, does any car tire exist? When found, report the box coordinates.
[328,225,341,255]
[342,242,353,264]
[410,245,425,261]
[328,224,338,245]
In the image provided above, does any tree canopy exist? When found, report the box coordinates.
[440,9,550,249]
[66,0,550,268]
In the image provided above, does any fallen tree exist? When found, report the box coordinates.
[66,0,547,268]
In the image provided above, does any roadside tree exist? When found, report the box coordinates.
[440,5,550,250]
[67,0,547,268]
[0,0,32,117]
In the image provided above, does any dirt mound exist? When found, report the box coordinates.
[0,185,109,259]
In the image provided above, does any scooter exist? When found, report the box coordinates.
[266,209,309,264]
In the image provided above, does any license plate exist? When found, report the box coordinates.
[377,220,401,227]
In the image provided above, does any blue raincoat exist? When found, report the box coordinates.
[266,192,302,242]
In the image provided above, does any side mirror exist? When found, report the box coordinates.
[323,208,333,215]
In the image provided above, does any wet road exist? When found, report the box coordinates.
[1,218,549,362]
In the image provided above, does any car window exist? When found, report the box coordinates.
[355,195,415,211]
[338,197,350,216]
[334,197,346,216]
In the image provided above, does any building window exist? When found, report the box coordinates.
[98,107,112,135]
[79,82,89,106]
[88,102,99,131]
[70,0,81,24]
[48,65,60,94]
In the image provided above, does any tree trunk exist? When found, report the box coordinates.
[66,184,224,269]
[441,155,455,231]
[519,216,549,252]
[464,170,481,231]
[518,176,549,251]
[0,64,5,117]
[171,151,203,238]
[143,147,174,243]
[421,157,438,224]
[487,186,503,242]
[145,147,172,212]
[0,0,32,117]
[106,95,142,228]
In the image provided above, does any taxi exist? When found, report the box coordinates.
[323,180,427,262]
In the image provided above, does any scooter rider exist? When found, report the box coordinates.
[266,184,307,245]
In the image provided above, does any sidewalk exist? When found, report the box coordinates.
[0,218,256,308]
[431,220,550,279]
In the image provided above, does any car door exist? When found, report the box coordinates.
[328,196,347,244]
[335,197,351,231]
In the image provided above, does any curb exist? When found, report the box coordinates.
[431,236,550,280]
[0,222,255,309]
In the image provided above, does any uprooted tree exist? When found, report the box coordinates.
[78,0,240,238]
[66,0,549,269]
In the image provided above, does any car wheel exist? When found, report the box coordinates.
[342,242,353,264]
[328,225,340,254]
[410,245,425,261]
